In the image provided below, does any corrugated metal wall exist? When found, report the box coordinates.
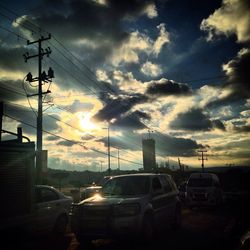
[0,142,35,218]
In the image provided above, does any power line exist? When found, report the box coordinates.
[3,113,143,167]
[0,4,225,168]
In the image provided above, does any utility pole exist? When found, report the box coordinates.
[117,148,120,171]
[0,102,3,142]
[198,149,208,172]
[107,125,111,176]
[24,34,54,184]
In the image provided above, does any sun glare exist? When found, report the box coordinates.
[79,112,97,131]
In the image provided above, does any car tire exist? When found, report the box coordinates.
[172,206,182,229]
[53,214,68,236]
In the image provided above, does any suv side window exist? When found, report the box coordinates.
[159,175,172,193]
[152,177,163,194]
[168,176,178,191]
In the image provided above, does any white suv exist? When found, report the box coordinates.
[186,173,223,207]
[71,173,181,246]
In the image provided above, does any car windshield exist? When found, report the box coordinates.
[102,176,150,196]
[188,178,213,187]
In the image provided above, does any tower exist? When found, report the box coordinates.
[142,138,156,172]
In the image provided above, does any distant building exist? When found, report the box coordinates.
[142,138,156,171]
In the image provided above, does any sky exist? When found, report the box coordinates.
[0,0,249,172]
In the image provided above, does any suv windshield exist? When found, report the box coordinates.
[188,178,212,187]
[102,176,150,196]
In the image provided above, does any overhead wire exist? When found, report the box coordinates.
[0,3,227,168]
[3,113,143,166]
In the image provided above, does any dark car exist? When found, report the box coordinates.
[32,185,73,235]
[71,173,182,246]
[1,185,73,236]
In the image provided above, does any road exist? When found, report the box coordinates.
[4,204,249,250]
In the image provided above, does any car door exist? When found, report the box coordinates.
[34,186,60,232]
[162,175,178,218]
[151,176,168,225]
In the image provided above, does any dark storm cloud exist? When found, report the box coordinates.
[146,79,192,96]
[154,132,203,157]
[111,110,150,130]
[212,119,226,131]
[223,48,250,99]
[170,108,225,131]
[57,140,76,147]
[0,77,39,103]
[4,102,60,136]
[0,79,25,101]
[93,93,148,122]
[206,48,250,108]
[46,135,59,141]
[19,0,155,64]
[0,45,35,72]
[98,130,203,157]
[233,125,250,133]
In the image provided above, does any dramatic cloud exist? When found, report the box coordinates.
[0,79,25,102]
[93,93,148,122]
[113,70,145,93]
[4,102,60,136]
[141,61,162,77]
[16,0,160,66]
[146,78,192,97]
[222,48,250,98]
[169,108,225,131]
[111,110,150,130]
[152,23,170,56]
[154,133,203,157]
[0,46,32,72]
[57,140,77,147]
[233,125,250,133]
[205,48,250,109]
[200,0,250,43]
[100,130,203,157]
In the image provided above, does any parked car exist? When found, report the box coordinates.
[71,173,181,246]
[186,172,223,208]
[30,185,73,236]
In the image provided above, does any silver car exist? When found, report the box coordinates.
[30,185,73,235]
[71,173,181,246]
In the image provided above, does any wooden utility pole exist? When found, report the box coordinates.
[198,150,208,172]
[107,125,111,176]
[117,148,120,171]
[0,102,3,142]
[24,34,53,184]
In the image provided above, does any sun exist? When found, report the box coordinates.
[79,112,97,131]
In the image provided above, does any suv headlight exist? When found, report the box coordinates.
[114,203,140,217]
